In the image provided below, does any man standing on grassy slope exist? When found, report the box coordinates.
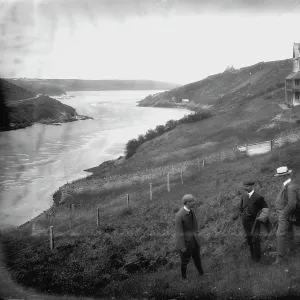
[175,194,204,280]
[239,181,270,263]
[273,166,300,265]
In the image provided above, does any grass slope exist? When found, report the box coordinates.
[89,91,300,177]
[0,78,36,102]
[6,79,67,96]
[138,59,291,110]
[8,79,181,92]
[2,58,300,299]
[2,141,300,299]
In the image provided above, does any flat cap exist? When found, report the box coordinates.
[243,180,255,186]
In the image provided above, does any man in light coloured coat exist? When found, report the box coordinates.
[175,194,204,280]
[273,166,300,265]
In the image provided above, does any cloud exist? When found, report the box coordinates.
[0,0,299,82]
[39,0,300,17]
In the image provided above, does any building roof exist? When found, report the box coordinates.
[286,72,300,80]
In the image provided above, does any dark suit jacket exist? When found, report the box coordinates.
[239,190,270,238]
[239,191,268,219]
[175,207,200,251]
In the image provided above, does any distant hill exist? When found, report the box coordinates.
[0,78,92,131]
[6,79,67,96]
[5,79,180,94]
[0,78,36,102]
[138,59,292,111]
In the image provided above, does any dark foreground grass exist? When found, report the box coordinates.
[2,141,300,299]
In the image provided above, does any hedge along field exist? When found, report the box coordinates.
[125,110,213,158]
[2,140,300,299]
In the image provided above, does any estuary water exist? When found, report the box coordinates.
[0,90,189,229]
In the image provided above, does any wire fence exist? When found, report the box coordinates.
[2,161,206,272]
[2,132,298,272]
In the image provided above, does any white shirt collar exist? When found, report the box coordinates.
[248,190,254,198]
[283,178,291,186]
[183,206,190,212]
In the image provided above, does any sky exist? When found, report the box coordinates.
[0,0,300,85]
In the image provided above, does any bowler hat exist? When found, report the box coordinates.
[274,166,292,176]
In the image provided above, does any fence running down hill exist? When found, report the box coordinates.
[2,127,300,275]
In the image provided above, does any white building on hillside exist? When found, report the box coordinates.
[285,43,300,106]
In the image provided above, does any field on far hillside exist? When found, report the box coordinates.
[2,140,300,299]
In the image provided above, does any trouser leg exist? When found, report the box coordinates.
[179,249,191,278]
[246,236,254,258]
[191,244,204,274]
[243,217,256,260]
[252,225,261,262]
[277,210,293,257]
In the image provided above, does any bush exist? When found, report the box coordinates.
[124,111,213,158]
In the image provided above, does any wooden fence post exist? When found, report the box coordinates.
[71,204,75,213]
[49,226,54,251]
[126,194,130,207]
[167,173,170,192]
[97,207,100,228]
[197,158,200,171]
[271,139,274,150]
[203,159,205,167]
[150,183,152,200]
[181,169,183,185]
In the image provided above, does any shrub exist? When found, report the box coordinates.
[125,139,139,159]
[124,111,213,159]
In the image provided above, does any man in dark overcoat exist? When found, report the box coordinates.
[239,180,269,262]
[175,194,204,280]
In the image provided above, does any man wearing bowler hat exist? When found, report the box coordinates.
[239,180,269,262]
[175,194,204,280]
[273,166,300,265]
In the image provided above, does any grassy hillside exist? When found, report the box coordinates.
[2,140,300,299]
[5,79,180,92]
[2,57,300,299]
[0,78,92,131]
[88,90,300,177]
[6,79,67,96]
[138,59,292,111]
[48,79,180,91]
[0,78,36,102]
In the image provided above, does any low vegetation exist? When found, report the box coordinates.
[125,110,213,158]
[3,140,300,299]
[2,57,300,299]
